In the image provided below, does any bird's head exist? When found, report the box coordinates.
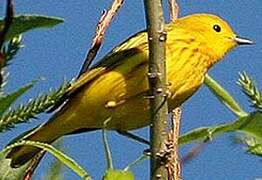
[175,14,253,60]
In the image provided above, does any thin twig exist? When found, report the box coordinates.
[181,142,208,165]
[102,118,114,170]
[168,0,179,22]
[165,107,182,180]
[23,151,46,180]
[48,0,125,112]
[102,129,114,169]
[166,2,181,179]
[117,130,150,145]
[78,0,124,78]
[0,0,14,86]
[0,0,14,50]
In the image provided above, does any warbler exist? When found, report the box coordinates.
[7,13,253,167]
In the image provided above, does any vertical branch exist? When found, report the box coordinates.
[0,0,14,85]
[143,0,168,179]
[167,1,181,179]
[0,0,14,50]
[168,0,179,22]
[166,108,181,180]
[78,0,124,77]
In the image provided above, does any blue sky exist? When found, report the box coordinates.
[1,1,262,179]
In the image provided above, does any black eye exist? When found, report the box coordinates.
[213,24,221,32]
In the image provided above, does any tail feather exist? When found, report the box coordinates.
[6,102,93,168]
[6,123,62,168]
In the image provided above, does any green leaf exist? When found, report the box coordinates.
[0,151,31,180]
[204,74,247,117]
[0,15,64,40]
[46,140,64,180]
[103,169,134,180]
[238,72,262,113]
[2,35,23,67]
[245,142,262,157]
[0,80,70,133]
[0,81,36,116]
[233,134,262,157]
[179,111,262,146]
[3,140,91,180]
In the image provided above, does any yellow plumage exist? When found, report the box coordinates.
[7,13,252,167]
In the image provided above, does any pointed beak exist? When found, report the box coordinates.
[234,36,253,45]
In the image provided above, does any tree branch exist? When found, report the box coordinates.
[165,107,182,180]
[0,0,14,85]
[143,0,168,179]
[78,0,124,78]
[168,0,179,22]
[167,1,181,179]
[0,0,14,50]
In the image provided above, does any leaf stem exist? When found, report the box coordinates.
[204,74,247,117]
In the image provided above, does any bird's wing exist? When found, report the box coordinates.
[48,30,148,112]
[66,31,148,97]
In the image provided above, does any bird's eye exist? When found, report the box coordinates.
[213,24,221,32]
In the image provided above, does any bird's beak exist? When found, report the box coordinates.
[234,36,253,45]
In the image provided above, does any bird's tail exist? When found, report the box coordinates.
[6,113,72,168]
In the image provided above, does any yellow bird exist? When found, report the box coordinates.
[7,13,252,167]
